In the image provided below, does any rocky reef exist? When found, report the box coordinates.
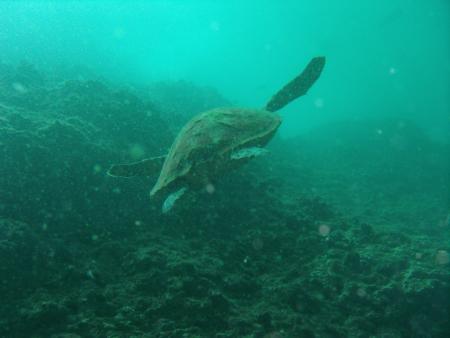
[0,62,448,337]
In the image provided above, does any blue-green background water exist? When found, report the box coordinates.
[1,0,448,139]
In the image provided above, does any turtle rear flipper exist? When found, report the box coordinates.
[107,155,166,177]
[266,56,326,112]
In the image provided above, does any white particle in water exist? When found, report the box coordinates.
[86,269,95,280]
[205,183,215,194]
[93,164,102,173]
[314,98,324,108]
[357,288,367,297]
[12,82,27,93]
[252,238,264,250]
[210,21,220,31]
[435,250,449,265]
[318,224,330,236]
[129,144,146,160]
[113,27,126,39]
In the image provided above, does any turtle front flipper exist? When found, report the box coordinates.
[107,155,166,177]
[229,146,269,166]
[162,187,188,214]
[231,146,269,160]
[265,56,326,112]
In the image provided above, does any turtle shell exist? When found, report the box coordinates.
[150,107,281,198]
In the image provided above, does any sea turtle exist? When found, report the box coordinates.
[108,57,326,213]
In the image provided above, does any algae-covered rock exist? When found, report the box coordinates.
[0,218,49,299]
[0,62,448,337]
[0,63,173,230]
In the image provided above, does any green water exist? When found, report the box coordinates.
[0,1,448,138]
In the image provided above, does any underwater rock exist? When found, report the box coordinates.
[0,63,448,337]
[267,118,449,231]
[19,300,70,333]
[0,218,50,299]
[0,70,173,231]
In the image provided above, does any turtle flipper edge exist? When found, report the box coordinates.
[107,155,166,177]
